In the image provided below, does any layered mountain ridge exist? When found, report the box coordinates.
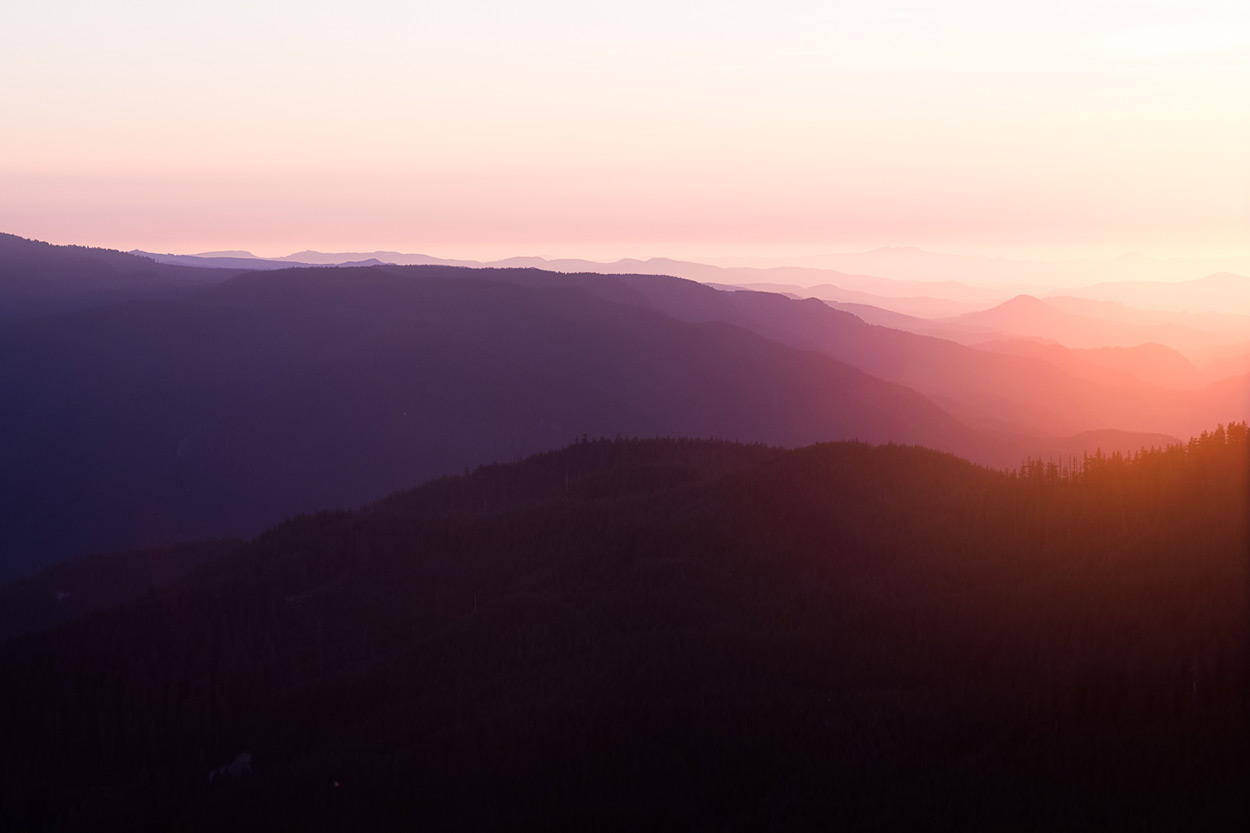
[2,235,1246,580]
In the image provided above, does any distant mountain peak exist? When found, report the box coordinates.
[951,294,1067,328]
[336,258,390,267]
[997,294,1048,308]
[194,250,259,258]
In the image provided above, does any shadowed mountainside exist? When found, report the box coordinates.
[0,540,241,641]
[3,243,1242,579]
[0,266,996,580]
[0,234,242,319]
[8,237,1242,436]
[734,287,1250,378]
[1,432,1245,830]
[402,264,1244,438]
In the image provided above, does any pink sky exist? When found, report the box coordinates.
[2,1,1247,264]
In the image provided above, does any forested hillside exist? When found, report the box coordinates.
[1,427,1245,830]
[0,540,241,641]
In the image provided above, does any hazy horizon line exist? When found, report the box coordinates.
[147,242,1250,270]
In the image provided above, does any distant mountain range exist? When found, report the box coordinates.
[2,234,1246,580]
[131,252,394,271]
[136,244,1250,318]
[0,246,973,578]
[127,241,1250,373]
[972,339,1207,391]
[167,243,1250,287]
[941,294,1244,356]
[708,245,1250,288]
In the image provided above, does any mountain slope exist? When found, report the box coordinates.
[3,247,1243,579]
[1,433,1245,830]
[384,264,1243,438]
[0,234,242,319]
[944,294,1236,355]
[973,339,1207,390]
[0,267,987,580]
[0,540,241,640]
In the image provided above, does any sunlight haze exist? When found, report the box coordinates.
[3,0,1247,265]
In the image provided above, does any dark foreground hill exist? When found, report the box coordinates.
[0,539,241,641]
[1,429,1245,831]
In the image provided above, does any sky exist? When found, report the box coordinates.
[2,0,1247,263]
